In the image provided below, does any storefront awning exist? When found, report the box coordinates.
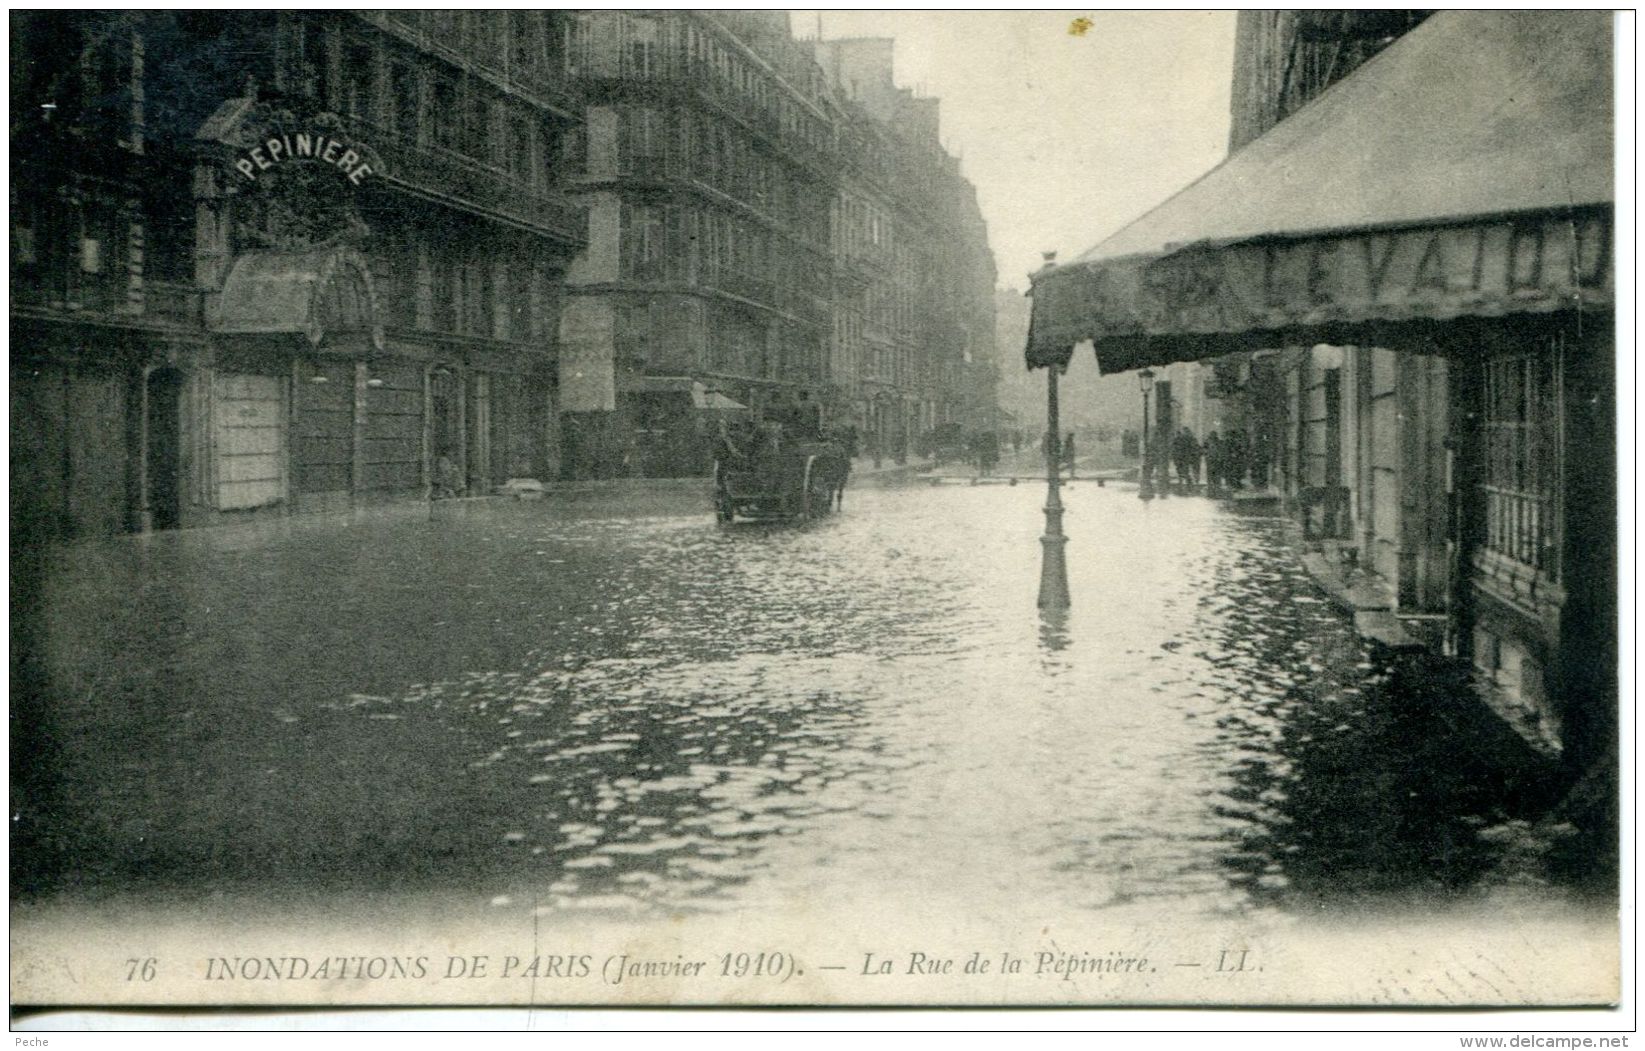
[1026,10,1614,372]
[208,245,384,352]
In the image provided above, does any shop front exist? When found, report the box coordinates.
[1025,11,1614,765]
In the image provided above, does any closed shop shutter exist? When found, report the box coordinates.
[67,370,133,535]
[295,360,353,499]
[11,365,71,539]
[214,372,285,510]
[362,363,424,495]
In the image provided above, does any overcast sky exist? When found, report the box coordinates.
[790,10,1238,291]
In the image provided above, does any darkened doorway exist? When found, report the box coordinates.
[144,367,183,530]
[430,368,463,495]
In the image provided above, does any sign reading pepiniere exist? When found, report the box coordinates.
[234,131,374,186]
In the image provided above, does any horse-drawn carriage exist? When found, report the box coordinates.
[713,435,850,522]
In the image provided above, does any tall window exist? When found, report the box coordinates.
[1481,342,1562,578]
[619,106,666,175]
[431,255,457,333]
[465,93,492,162]
[622,204,666,281]
[459,258,491,337]
[509,116,534,182]
[342,39,374,120]
[383,235,418,328]
[293,20,328,102]
[391,62,419,141]
[510,11,539,74]
[431,77,459,151]
[625,15,659,78]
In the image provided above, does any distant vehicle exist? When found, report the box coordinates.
[713,433,850,522]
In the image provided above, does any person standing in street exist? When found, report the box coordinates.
[1171,426,1200,493]
[1204,430,1224,495]
[1224,429,1249,491]
[978,430,1000,477]
[1249,431,1272,491]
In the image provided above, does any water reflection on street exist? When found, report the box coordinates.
[14,484,1585,925]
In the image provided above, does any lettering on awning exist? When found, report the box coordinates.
[1028,210,1612,365]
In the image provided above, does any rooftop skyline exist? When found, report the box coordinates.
[790,10,1238,290]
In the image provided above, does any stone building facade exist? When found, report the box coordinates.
[555,13,997,476]
[1030,11,1613,773]
[12,10,587,539]
[12,11,1001,525]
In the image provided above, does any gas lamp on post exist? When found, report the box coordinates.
[1137,368,1156,501]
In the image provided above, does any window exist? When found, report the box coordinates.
[13,218,37,267]
[1481,342,1562,578]
[431,78,459,151]
[391,62,419,141]
[625,15,659,78]
[342,39,374,120]
[549,122,580,174]
[379,236,416,328]
[510,11,538,74]
[295,20,328,103]
[622,204,666,281]
[509,116,533,181]
[542,13,567,75]
[470,15,503,60]
[466,94,492,162]
[432,255,458,332]
[620,106,665,175]
[459,259,491,337]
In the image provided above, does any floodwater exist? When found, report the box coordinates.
[11,483,1598,928]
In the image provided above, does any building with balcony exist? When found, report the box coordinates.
[12,10,586,539]
[555,11,837,478]
[554,14,998,477]
[1027,11,1613,779]
[814,36,997,463]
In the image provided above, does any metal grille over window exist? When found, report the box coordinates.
[1482,338,1563,579]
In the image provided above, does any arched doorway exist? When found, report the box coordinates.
[144,367,184,530]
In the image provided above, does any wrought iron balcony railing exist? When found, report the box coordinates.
[356,11,579,118]
[364,123,588,246]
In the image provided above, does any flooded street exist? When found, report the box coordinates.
[13,483,1593,932]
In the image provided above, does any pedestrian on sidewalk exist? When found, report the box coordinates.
[1204,430,1224,495]
[1063,432,1077,479]
[1171,426,1200,493]
[1249,433,1271,491]
[1225,429,1249,491]
[977,430,1000,476]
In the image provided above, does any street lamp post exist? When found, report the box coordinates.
[1138,369,1156,501]
[1038,362,1071,609]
